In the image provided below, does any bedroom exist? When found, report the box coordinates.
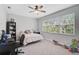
[0,4,79,55]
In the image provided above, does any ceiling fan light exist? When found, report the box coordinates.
[34,11,39,15]
[34,11,38,13]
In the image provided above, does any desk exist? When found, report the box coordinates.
[0,41,16,55]
[0,47,10,55]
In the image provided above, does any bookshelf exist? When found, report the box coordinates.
[6,21,16,41]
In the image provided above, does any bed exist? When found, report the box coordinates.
[17,31,79,55]
[23,33,44,45]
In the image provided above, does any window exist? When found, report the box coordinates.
[42,13,75,35]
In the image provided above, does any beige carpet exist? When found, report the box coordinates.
[18,40,75,55]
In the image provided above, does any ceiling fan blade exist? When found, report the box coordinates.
[39,10,46,13]
[39,5,43,9]
[28,6,34,9]
[29,11,34,13]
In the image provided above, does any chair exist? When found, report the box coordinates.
[0,33,25,55]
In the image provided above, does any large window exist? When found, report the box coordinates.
[42,13,75,35]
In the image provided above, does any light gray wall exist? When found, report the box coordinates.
[7,14,38,33]
[38,5,79,45]
[0,5,7,31]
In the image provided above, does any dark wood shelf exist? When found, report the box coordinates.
[6,21,16,41]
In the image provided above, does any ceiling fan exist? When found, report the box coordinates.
[28,5,46,14]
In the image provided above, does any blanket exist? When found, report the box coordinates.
[23,33,44,45]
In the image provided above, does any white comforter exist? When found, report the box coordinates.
[24,33,44,45]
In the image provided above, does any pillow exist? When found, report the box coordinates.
[24,30,33,34]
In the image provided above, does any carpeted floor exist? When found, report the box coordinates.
[18,40,78,55]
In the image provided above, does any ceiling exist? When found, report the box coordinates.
[4,4,75,18]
